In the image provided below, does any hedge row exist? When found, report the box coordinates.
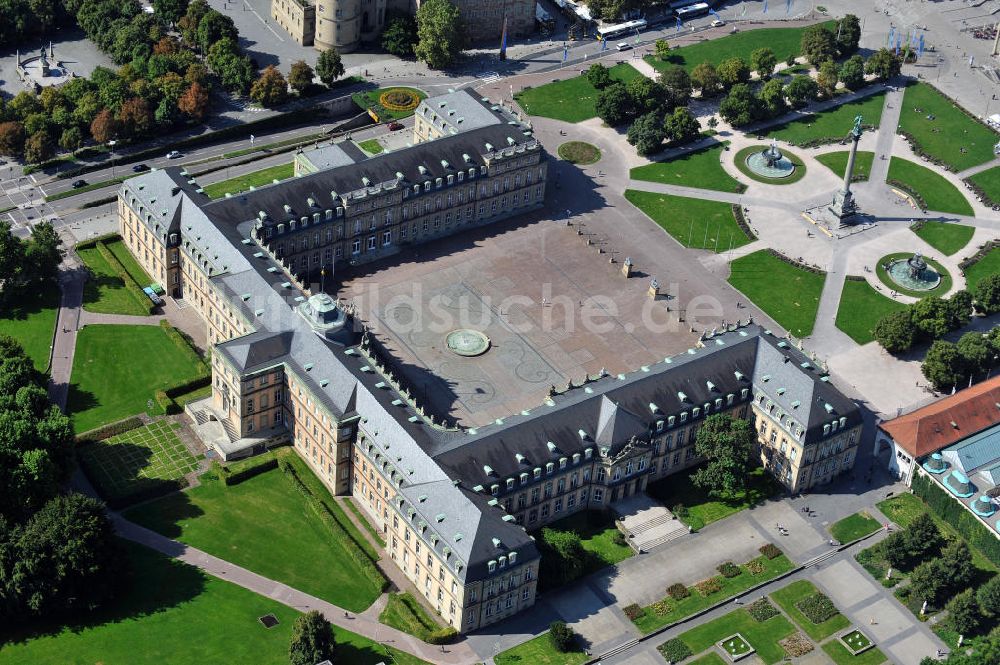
[94,239,156,315]
[964,178,998,208]
[158,320,207,367]
[277,458,388,592]
[75,232,121,252]
[765,248,826,275]
[222,456,279,486]
[731,204,757,242]
[897,130,959,173]
[76,416,145,445]
[912,473,1000,567]
[81,195,118,209]
[105,477,188,510]
[958,239,1000,271]
[887,178,927,211]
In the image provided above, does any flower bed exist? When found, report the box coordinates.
[747,598,779,622]
[658,637,692,663]
[795,592,839,624]
[718,562,743,578]
[839,628,874,655]
[779,632,814,657]
[379,89,421,111]
[717,633,755,661]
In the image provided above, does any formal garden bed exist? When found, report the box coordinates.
[625,190,754,253]
[770,580,850,641]
[898,82,1000,172]
[630,142,746,193]
[557,141,602,165]
[515,63,643,122]
[673,607,797,665]
[717,633,754,661]
[834,277,907,345]
[909,221,974,256]
[351,87,427,121]
[727,250,826,338]
[815,151,874,182]
[887,158,974,216]
[733,145,807,185]
[839,629,874,655]
[828,511,881,543]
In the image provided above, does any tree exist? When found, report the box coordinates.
[835,14,862,56]
[785,75,818,108]
[839,55,865,90]
[655,39,671,61]
[750,48,776,79]
[178,0,209,45]
[249,66,288,108]
[549,621,576,652]
[381,13,418,58]
[945,589,982,636]
[940,540,976,592]
[718,83,760,127]
[908,558,948,605]
[957,332,993,376]
[24,221,62,282]
[865,48,901,82]
[904,513,943,561]
[873,310,913,353]
[663,106,699,144]
[0,221,26,284]
[626,77,664,114]
[758,79,786,118]
[0,121,27,157]
[974,273,1000,314]
[659,65,692,107]
[207,39,254,94]
[691,62,720,97]
[976,574,1000,616]
[586,63,612,90]
[58,127,83,153]
[196,10,238,54]
[414,0,463,70]
[717,57,750,90]
[89,109,117,144]
[880,531,911,570]
[800,24,837,65]
[912,296,955,339]
[178,82,210,120]
[287,60,315,96]
[8,91,41,121]
[117,97,153,138]
[627,111,665,156]
[153,0,188,25]
[922,340,965,392]
[538,528,585,586]
[595,82,635,126]
[315,48,345,87]
[948,290,974,329]
[23,130,54,164]
[288,610,335,665]
[817,60,839,98]
[691,413,755,496]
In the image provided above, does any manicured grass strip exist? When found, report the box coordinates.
[678,608,797,665]
[874,251,952,298]
[124,459,384,611]
[77,244,151,316]
[344,498,386,547]
[630,142,745,193]
[834,279,907,345]
[106,237,154,285]
[515,63,642,122]
[771,580,850,641]
[45,175,130,201]
[829,512,881,543]
[687,653,728,665]
[624,190,752,253]
[963,247,1000,292]
[495,631,589,665]
[202,162,295,199]
[887,157,973,216]
[764,92,886,146]
[733,145,807,185]
[815,150,875,182]
[0,540,427,665]
[967,165,1000,204]
[0,283,59,371]
[898,82,999,171]
[647,465,781,531]
[727,250,825,337]
[558,141,601,165]
[378,593,444,641]
[821,639,888,665]
[632,554,794,634]
[644,22,835,73]
[357,139,384,155]
[68,324,207,432]
[351,86,427,120]
[911,222,974,256]
[222,132,328,159]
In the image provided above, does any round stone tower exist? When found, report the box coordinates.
[315,0,363,53]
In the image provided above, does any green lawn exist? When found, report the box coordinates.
[632,554,794,634]
[624,190,752,253]
[770,580,850,641]
[557,141,602,165]
[77,243,151,316]
[962,247,1000,292]
[647,465,782,531]
[78,420,199,505]
[544,510,634,567]
[815,150,875,182]
[124,459,384,611]
[763,92,886,146]
[677,608,797,665]
[967,165,1000,205]
[644,22,835,73]
[630,142,745,193]
[515,63,642,122]
[202,162,296,199]
[733,145,807,184]
[834,279,907,345]
[875,251,952,299]
[822,640,888,665]
[727,250,825,337]
[378,593,444,641]
[351,87,427,120]
[344,498,386,547]
[68,324,207,433]
[357,138,384,155]
[687,653,727,665]
[0,283,59,371]
[887,158,973,216]
[0,541,427,665]
[495,632,589,665]
[829,512,882,543]
[911,222,974,256]
[105,237,153,286]
[898,82,999,171]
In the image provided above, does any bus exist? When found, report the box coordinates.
[676,2,710,19]
[596,18,647,41]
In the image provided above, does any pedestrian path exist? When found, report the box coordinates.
[956,157,1000,179]
[78,311,166,327]
[868,83,905,186]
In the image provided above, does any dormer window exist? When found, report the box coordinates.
[506,478,514,490]
[545,462,554,475]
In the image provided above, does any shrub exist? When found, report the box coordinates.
[222,457,279,486]
[548,621,576,652]
[746,559,766,575]
[912,472,1000,567]
[779,632,814,657]
[651,599,672,616]
[760,543,783,559]
[667,583,690,600]
[658,638,693,663]
[672,503,689,520]
[623,603,643,620]
[747,598,779,622]
[795,592,838,624]
[75,416,144,444]
[426,626,459,644]
[612,530,628,547]
[718,561,742,578]
[695,577,723,596]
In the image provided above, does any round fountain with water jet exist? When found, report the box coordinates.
[744,140,796,179]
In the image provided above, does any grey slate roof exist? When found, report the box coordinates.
[415,89,507,135]
[295,141,365,173]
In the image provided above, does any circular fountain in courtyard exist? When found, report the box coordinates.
[885,252,942,292]
[744,141,796,179]
[445,329,491,357]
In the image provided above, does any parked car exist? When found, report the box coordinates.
[388,122,404,131]
[72,179,88,188]
[142,286,164,306]
[132,163,149,173]
[616,42,631,51]
[165,150,181,159]
[711,19,725,27]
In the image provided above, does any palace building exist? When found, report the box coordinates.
[116,91,861,633]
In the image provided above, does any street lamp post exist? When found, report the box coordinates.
[108,140,117,179]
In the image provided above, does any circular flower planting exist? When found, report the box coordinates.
[379,89,422,112]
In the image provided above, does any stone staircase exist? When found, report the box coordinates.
[612,494,689,553]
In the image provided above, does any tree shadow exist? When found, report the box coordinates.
[118,481,205,539]
[77,440,203,512]
[65,383,99,417]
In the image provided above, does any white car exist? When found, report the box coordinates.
[711,19,725,27]
[166,150,182,159]
[616,42,631,51]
